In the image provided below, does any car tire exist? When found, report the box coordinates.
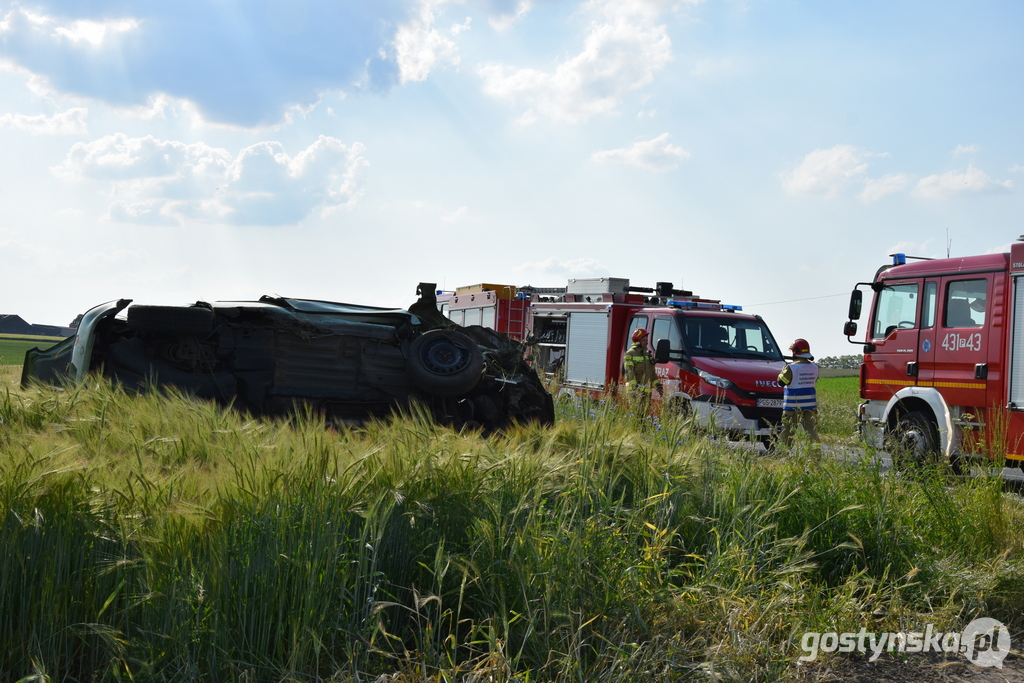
[407,329,483,397]
[127,305,215,335]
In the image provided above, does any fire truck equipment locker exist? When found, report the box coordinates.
[565,311,611,389]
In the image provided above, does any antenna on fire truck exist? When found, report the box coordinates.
[946,227,951,258]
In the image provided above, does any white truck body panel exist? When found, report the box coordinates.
[565,311,610,389]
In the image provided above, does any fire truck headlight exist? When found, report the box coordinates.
[698,370,733,390]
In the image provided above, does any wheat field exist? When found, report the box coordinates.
[0,368,1020,681]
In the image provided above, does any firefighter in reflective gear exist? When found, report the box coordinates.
[776,338,820,448]
[623,329,663,413]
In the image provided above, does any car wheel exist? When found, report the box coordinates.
[407,329,483,397]
[127,305,214,335]
[888,410,939,470]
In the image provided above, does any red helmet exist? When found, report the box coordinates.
[789,338,811,355]
[631,328,649,343]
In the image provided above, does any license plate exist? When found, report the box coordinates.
[757,398,783,408]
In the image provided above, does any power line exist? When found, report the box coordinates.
[746,293,847,307]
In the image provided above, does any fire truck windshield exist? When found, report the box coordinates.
[680,317,783,360]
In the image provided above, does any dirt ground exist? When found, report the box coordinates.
[800,652,1024,682]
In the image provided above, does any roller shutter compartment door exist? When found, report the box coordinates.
[1009,276,1024,407]
[565,312,610,389]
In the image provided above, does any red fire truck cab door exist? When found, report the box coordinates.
[864,280,922,402]
[915,280,939,388]
[930,276,992,414]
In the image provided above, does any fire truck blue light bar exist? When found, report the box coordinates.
[668,300,743,312]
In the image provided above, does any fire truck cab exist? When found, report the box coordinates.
[528,278,787,440]
[844,240,1024,466]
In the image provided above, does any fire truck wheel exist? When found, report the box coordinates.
[889,411,939,469]
[665,394,691,417]
[127,305,214,335]
[407,329,483,397]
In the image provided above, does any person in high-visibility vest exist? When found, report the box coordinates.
[776,338,820,448]
[623,328,663,415]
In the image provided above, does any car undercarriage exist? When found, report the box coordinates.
[22,283,554,432]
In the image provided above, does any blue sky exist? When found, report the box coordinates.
[2,0,1022,356]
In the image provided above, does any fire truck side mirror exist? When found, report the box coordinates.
[843,321,858,337]
[848,290,862,320]
[655,338,671,364]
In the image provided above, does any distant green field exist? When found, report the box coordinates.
[816,374,860,438]
[0,334,66,366]
[0,333,66,342]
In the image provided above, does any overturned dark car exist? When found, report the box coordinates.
[22,283,554,431]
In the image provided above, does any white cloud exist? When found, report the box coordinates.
[1010,164,1024,173]
[53,133,368,226]
[914,164,1012,199]
[0,7,139,47]
[887,239,934,256]
[0,3,412,125]
[488,1,531,30]
[394,2,462,84]
[952,144,978,157]
[479,0,675,124]
[52,134,233,181]
[781,144,871,198]
[0,107,87,134]
[858,173,911,203]
[0,57,58,97]
[591,133,690,171]
[516,256,608,277]
[441,206,468,223]
[54,18,140,46]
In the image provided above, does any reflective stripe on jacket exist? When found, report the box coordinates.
[623,343,660,389]
[781,361,818,411]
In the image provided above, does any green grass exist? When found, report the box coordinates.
[0,372,1020,682]
[816,375,859,440]
[0,334,65,365]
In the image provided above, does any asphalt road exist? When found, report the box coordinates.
[820,442,1024,490]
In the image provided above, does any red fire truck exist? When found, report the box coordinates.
[843,240,1024,467]
[440,283,530,338]
[524,277,788,440]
